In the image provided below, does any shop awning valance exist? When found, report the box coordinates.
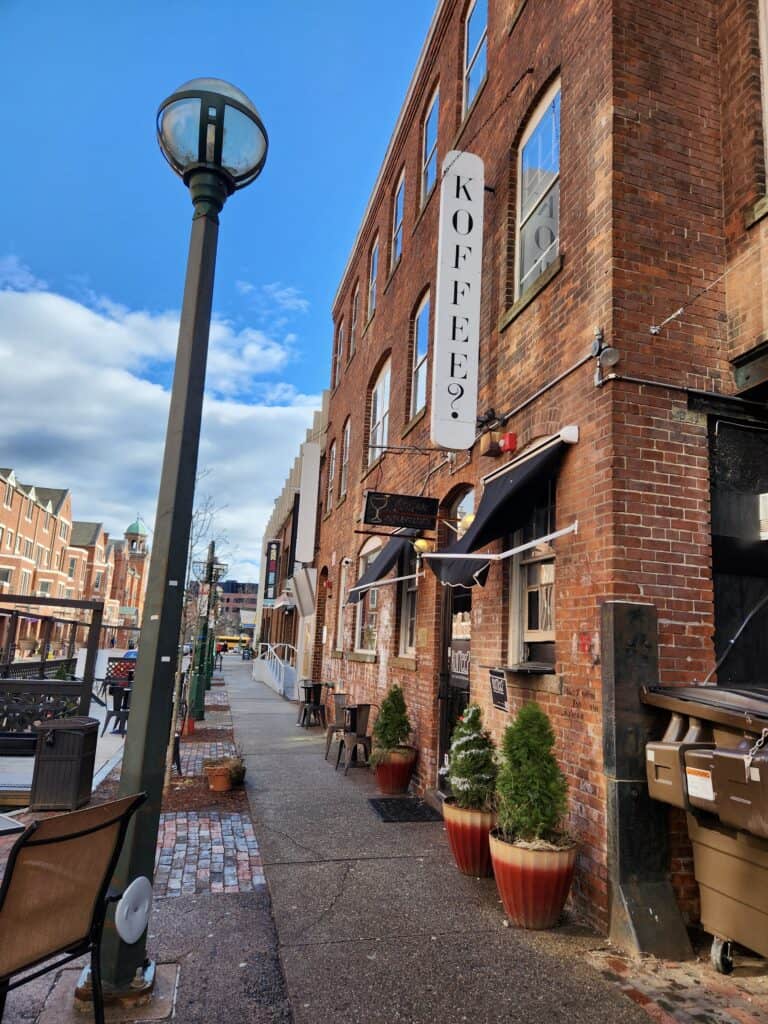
[425,439,568,588]
[346,530,418,604]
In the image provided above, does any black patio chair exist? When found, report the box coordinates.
[0,792,146,1024]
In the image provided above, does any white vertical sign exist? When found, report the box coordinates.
[295,441,320,563]
[430,150,484,450]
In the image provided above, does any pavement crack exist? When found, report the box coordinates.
[299,861,353,938]
[254,822,323,860]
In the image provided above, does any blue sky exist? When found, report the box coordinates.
[0,1,437,578]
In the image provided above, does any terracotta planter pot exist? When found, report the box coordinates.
[181,716,195,737]
[205,765,232,792]
[443,802,495,877]
[489,830,576,929]
[374,747,417,794]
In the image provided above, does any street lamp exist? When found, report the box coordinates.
[98,79,268,999]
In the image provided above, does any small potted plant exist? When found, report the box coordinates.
[203,757,232,792]
[371,685,417,794]
[490,702,576,929]
[441,704,497,877]
[226,753,247,786]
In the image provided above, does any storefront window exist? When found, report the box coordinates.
[355,540,381,651]
[398,547,418,655]
[508,480,556,670]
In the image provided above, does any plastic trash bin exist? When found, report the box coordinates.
[29,716,99,811]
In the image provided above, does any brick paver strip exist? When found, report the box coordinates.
[154,811,265,897]
[180,740,236,777]
[590,950,768,1024]
[204,691,230,707]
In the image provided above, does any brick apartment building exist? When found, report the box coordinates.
[0,469,150,656]
[309,0,768,940]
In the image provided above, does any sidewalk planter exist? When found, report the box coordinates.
[374,746,417,795]
[181,716,195,737]
[205,764,232,792]
[443,802,495,877]
[489,831,576,928]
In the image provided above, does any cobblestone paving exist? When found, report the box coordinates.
[180,740,236,776]
[590,950,768,1024]
[204,690,230,707]
[154,811,265,897]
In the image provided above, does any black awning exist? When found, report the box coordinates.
[346,530,418,604]
[427,441,565,588]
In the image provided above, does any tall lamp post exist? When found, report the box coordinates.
[189,541,228,720]
[99,79,268,996]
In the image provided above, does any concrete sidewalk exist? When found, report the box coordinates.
[228,660,647,1024]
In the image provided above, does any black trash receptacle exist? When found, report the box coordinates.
[29,716,99,811]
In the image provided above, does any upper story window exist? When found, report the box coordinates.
[0,567,12,585]
[333,322,345,388]
[422,89,440,202]
[326,440,337,513]
[67,557,76,579]
[368,237,379,319]
[19,570,31,596]
[340,418,351,498]
[6,531,13,551]
[43,511,50,532]
[23,539,33,559]
[411,293,430,418]
[464,0,488,113]
[368,359,391,466]
[350,284,360,357]
[2,482,12,509]
[391,172,405,268]
[0,527,3,548]
[94,572,103,591]
[516,82,561,299]
[25,498,33,521]
[59,521,69,542]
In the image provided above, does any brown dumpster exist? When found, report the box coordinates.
[642,685,768,973]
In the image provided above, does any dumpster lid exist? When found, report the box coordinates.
[32,716,99,732]
[642,685,768,730]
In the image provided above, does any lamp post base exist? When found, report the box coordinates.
[75,960,156,1010]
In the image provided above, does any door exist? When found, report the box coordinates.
[438,585,472,794]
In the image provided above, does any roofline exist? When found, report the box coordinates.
[331,0,449,313]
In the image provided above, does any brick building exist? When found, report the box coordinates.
[309,0,768,942]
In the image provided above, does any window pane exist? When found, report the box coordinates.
[519,181,559,293]
[466,41,487,107]
[467,0,487,61]
[521,93,560,223]
[527,589,540,630]
[415,298,430,361]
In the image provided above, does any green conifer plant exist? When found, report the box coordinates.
[371,685,412,765]
[496,702,568,846]
[445,704,497,811]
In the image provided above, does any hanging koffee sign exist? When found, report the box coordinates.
[431,150,484,450]
[263,540,281,608]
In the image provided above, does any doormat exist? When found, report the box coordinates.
[368,797,443,823]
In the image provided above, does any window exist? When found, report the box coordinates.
[36,545,44,566]
[19,570,31,596]
[67,557,76,579]
[368,237,379,319]
[59,521,68,542]
[23,539,33,559]
[391,172,405,268]
[411,294,430,417]
[6,531,13,550]
[25,498,33,521]
[350,285,359,357]
[516,83,561,298]
[0,527,3,549]
[15,535,22,554]
[340,418,351,498]
[368,360,391,466]
[94,573,103,591]
[326,440,337,513]
[0,567,12,585]
[3,482,12,509]
[43,511,50,531]
[422,89,440,202]
[54,550,62,569]
[398,547,418,655]
[333,323,345,388]
[355,539,382,651]
[464,0,488,112]
[336,560,349,651]
[508,480,557,670]
[38,580,51,595]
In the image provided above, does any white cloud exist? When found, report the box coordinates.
[0,266,320,581]
[0,255,47,292]
[263,281,310,313]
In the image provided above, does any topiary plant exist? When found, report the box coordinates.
[496,702,568,845]
[444,704,497,811]
[372,685,412,762]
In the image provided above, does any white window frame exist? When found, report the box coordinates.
[368,237,379,319]
[368,359,391,466]
[23,539,33,560]
[355,538,382,652]
[398,547,418,656]
[326,440,337,513]
[463,0,488,114]
[3,482,12,509]
[411,293,430,418]
[59,521,69,541]
[340,418,351,498]
[335,560,348,651]
[67,557,76,579]
[0,566,12,585]
[0,526,4,549]
[515,80,561,299]
[25,498,33,521]
[19,570,31,596]
[422,88,440,203]
[333,322,344,388]
[93,572,103,591]
[391,171,405,269]
[507,482,557,670]
[6,531,13,551]
[350,284,359,356]
[37,580,52,596]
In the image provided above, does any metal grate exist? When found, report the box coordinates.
[367,797,442,823]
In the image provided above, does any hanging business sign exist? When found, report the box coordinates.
[363,490,438,530]
[431,150,485,451]
[262,540,281,608]
[295,441,320,564]
[489,668,508,712]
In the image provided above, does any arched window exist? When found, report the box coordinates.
[368,359,391,466]
[340,418,351,498]
[411,292,430,418]
[355,537,382,652]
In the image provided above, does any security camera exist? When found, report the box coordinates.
[342,557,353,567]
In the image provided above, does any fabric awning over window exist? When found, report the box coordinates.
[426,440,566,588]
[346,530,418,604]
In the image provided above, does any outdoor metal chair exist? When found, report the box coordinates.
[335,703,372,774]
[323,691,348,760]
[0,792,146,1024]
[101,684,131,736]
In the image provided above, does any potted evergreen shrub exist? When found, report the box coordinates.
[489,702,576,929]
[371,685,417,794]
[441,704,497,877]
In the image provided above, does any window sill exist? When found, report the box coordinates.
[349,651,377,664]
[452,77,488,150]
[413,182,438,235]
[503,665,563,695]
[323,508,333,522]
[508,0,529,35]
[330,650,344,660]
[337,492,347,508]
[745,194,768,230]
[360,455,385,483]
[390,655,417,670]
[402,406,427,438]
[499,255,564,333]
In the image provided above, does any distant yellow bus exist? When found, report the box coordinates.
[215,634,248,651]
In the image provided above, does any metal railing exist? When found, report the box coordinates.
[255,642,297,695]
